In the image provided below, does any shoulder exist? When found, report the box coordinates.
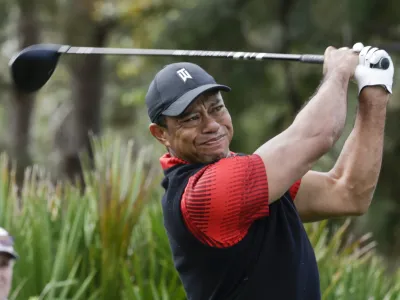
[189,153,264,177]
[159,151,257,171]
[159,152,266,187]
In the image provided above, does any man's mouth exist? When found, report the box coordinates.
[201,135,226,145]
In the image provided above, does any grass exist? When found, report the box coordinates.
[0,135,398,299]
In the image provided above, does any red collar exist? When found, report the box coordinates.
[159,152,237,170]
[159,153,188,170]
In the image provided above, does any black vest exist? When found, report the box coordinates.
[161,157,321,300]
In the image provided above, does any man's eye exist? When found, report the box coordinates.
[213,105,224,112]
[184,116,199,122]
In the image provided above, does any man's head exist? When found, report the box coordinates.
[146,62,234,164]
[0,228,17,300]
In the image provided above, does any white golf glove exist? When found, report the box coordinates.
[352,42,394,94]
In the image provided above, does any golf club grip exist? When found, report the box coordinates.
[299,55,324,64]
[299,55,390,70]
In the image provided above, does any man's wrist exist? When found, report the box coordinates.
[325,68,351,83]
[323,69,351,93]
[359,86,390,107]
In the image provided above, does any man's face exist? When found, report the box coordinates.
[0,253,14,300]
[150,91,234,164]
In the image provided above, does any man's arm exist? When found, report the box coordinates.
[293,87,389,222]
[254,47,358,202]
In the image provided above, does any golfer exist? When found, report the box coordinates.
[0,228,18,300]
[145,43,394,300]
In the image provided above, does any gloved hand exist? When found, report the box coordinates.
[352,42,394,94]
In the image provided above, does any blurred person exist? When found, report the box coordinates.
[0,228,18,300]
[146,43,394,300]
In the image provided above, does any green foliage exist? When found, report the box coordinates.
[306,220,400,300]
[0,137,398,299]
[0,135,183,300]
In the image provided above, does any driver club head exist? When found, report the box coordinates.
[9,44,63,93]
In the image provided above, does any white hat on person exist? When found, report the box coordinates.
[0,227,18,260]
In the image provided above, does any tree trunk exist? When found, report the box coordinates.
[9,0,40,188]
[55,1,116,187]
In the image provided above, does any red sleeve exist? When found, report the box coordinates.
[289,179,302,201]
[180,154,269,248]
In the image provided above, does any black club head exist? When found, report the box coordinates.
[9,44,63,93]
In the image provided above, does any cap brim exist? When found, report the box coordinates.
[0,247,18,260]
[0,251,18,260]
[162,84,231,117]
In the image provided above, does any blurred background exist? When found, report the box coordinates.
[0,0,400,299]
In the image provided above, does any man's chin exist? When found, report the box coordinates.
[200,150,230,164]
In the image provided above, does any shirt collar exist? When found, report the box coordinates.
[159,151,237,170]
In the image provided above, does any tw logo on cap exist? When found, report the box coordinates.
[177,68,192,83]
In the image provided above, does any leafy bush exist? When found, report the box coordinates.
[0,136,399,299]
[0,136,183,300]
[306,220,400,300]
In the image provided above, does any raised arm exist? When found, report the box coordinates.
[291,46,394,222]
[293,87,389,222]
[254,46,359,202]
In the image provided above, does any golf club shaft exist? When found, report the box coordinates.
[57,45,324,64]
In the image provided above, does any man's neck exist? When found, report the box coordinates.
[167,149,234,162]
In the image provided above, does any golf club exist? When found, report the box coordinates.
[9,43,390,93]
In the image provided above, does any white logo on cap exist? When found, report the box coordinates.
[177,68,192,83]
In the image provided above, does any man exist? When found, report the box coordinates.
[145,43,394,300]
[0,228,18,300]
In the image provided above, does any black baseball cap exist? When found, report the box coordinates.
[145,62,231,123]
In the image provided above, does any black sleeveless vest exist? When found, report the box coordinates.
[160,156,321,300]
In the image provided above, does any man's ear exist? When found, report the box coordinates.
[149,123,171,148]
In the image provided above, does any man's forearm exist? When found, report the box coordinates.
[293,71,350,144]
[330,87,389,211]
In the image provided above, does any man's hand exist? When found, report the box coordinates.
[323,46,359,80]
[353,43,394,94]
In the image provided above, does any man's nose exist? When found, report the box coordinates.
[202,115,220,133]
